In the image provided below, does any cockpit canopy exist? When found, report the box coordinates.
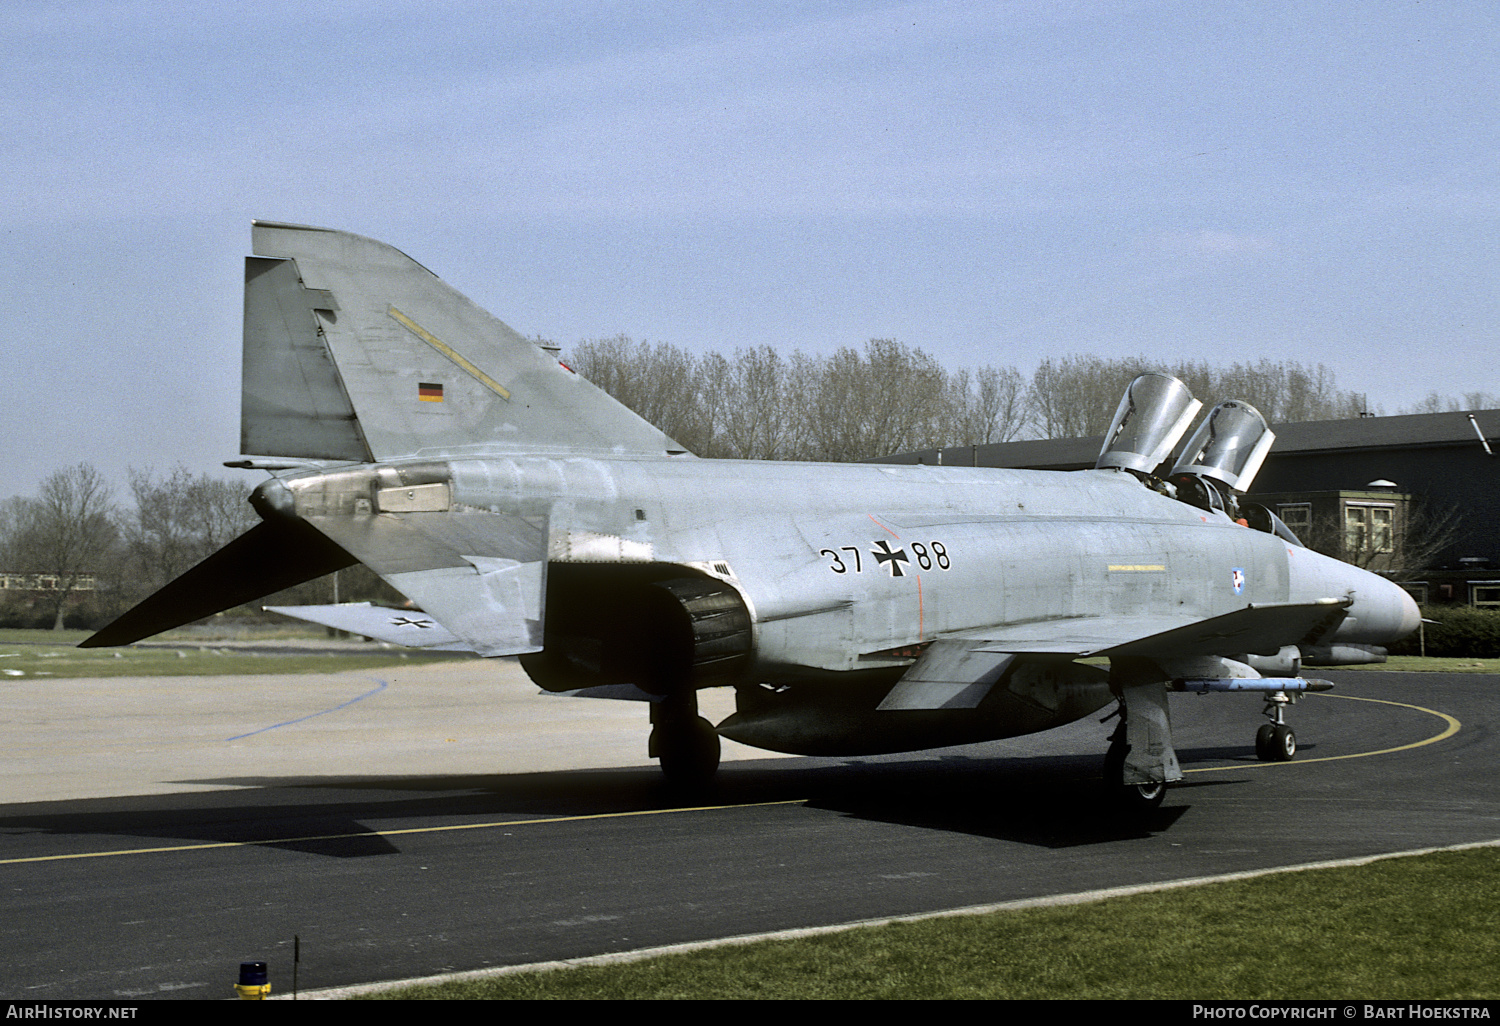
[1170,400,1275,493]
[1095,373,1203,475]
[1097,378,1296,544]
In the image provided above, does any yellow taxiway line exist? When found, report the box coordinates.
[1182,692,1461,774]
[0,799,806,867]
[4,695,1462,865]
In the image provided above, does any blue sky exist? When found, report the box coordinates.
[4,1,1498,500]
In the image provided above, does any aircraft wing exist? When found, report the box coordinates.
[1099,600,1350,659]
[955,614,1201,656]
[263,602,474,651]
[881,601,1350,710]
[955,600,1349,659]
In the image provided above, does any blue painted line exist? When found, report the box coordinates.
[225,677,389,741]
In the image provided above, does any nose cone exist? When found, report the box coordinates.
[1286,547,1421,644]
[1344,573,1422,644]
[1394,583,1422,639]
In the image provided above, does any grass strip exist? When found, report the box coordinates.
[366,847,1500,1000]
[0,626,472,677]
[0,644,469,678]
[1360,655,1500,673]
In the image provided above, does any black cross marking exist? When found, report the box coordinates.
[872,539,910,577]
[390,616,435,629]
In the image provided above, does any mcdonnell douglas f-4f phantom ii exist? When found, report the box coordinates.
[84,221,1421,809]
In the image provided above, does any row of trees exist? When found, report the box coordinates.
[3,347,1479,630]
[1401,391,1500,415]
[0,465,118,629]
[571,337,1029,462]
[566,339,1370,462]
[0,464,377,631]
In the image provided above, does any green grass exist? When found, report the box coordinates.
[1363,655,1500,673]
[0,627,99,646]
[0,627,472,677]
[367,847,1500,1000]
[0,624,331,645]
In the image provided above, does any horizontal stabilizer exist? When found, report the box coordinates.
[81,519,357,648]
[263,602,473,651]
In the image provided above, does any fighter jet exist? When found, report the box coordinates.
[83,221,1421,809]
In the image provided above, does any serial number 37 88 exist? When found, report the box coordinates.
[819,540,950,577]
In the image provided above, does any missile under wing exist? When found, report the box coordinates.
[84,222,1421,808]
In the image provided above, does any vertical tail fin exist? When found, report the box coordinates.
[241,221,684,462]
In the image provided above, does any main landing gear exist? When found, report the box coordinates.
[1101,665,1179,813]
[1103,716,1167,812]
[649,688,721,786]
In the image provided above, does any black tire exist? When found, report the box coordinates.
[1104,741,1165,810]
[1270,723,1296,762]
[1120,778,1166,810]
[655,715,721,785]
[1255,723,1277,761]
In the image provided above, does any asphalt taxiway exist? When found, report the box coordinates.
[2,660,1495,999]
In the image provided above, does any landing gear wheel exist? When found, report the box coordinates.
[653,714,721,786]
[1104,741,1166,811]
[1255,723,1296,761]
[1270,723,1296,761]
[1255,723,1277,761]
[1256,690,1299,762]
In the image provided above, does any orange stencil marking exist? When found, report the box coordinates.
[867,514,901,539]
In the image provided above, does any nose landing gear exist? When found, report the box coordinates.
[1255,691,1297,761]
[1171,676,1329,763]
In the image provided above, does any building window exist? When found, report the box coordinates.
[1371,507,1393,552]
[1345,504,1395,555]
[1278,503,1312,534]
[1472,584,1500,609]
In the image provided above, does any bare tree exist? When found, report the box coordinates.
[121,467,258,596]
[6,464,119,629]
[1401,391,1500,414]
[1028,355,1158,438]
[568,336,718,453]
[797,340,955,461]
[954,365,1028,445]
[1028,355,1368,439]
[565,336,1373,462]
[715,345,796,460]
[1292,496,1461,579]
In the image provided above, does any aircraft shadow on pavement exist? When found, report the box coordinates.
[0,744,1301,859]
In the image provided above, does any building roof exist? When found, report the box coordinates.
[876,409,1500,471]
